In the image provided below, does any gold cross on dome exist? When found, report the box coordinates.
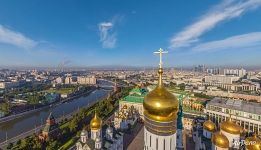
[154,48,168,69]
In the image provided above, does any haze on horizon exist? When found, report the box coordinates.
[0,0,261,68]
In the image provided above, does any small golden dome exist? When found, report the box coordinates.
[245,134,261,150]
[90,112,102,130]
[143,68,179,122]
[212,131,229,148]
[123,105,127,109]
[220,117,242,135]
[203,119,216,132]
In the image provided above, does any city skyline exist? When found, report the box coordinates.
[0,0,261,67]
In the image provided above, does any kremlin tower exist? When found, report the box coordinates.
[143,48,179,150]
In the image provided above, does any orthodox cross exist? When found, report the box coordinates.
[154,48,168,69]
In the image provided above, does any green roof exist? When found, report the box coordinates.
[122,95,144,103]
[121,87,148,104]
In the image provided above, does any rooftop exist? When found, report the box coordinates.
[121,87,148,104]
[207,97,261,115]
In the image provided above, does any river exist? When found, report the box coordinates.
[0,80,113,143]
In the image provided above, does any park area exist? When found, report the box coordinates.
[44,87,75,95]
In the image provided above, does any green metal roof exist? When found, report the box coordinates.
[121,87,148,104]
[122,95,144,103]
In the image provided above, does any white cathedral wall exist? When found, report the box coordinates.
[91,129,101,140]
[144,127,176,150]
[220,130,240,148]
[212,144,229,150]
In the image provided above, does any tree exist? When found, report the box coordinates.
[179,83,185,91]
[0,102,10,113]
[46,140,58,150]
[169,82,177,87]
[7,142,13,150]
[17,138,28,150]
[69,118,78,132]
[32,134,42,149]
[16,139,21,147]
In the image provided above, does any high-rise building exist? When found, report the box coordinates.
[207,68,220,75]
[77,76,97,85]
[204,75,240,84]
[223,68,246,77]
[194,65,206,72]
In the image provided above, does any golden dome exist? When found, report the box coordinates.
[212,131,229,148]
[143,67,179,122]
[203,119,216,132]
[220,117,242,135]
[90,112,102,130]
[123,105,127,109]
[245,134,261,150]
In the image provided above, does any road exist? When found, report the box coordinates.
[0,90,110,149]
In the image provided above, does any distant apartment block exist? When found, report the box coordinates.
[206,68,220,75]
[64,76,77,84]
[77,76,97,85]
[206,89,261,102]
[205,75,240,84]
[0,80,25,89]
[223,68,246,77]
[204,81,260,92]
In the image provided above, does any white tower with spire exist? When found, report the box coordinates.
[143,48,179,150]
[90,111,102,141]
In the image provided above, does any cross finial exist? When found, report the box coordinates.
[154,48,168,69]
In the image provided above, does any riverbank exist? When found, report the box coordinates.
[0,88,96,124]
[0,89,111,149]
[1,84,131,150]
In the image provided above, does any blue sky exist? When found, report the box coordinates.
[0,0,261,68]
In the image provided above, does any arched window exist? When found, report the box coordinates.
[156,138,158,150]
[146,132,147,144]
[163,139,166,150]
[170,138,172,150]
[150,135,151,147]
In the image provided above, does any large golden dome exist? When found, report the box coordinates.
[212,131,229,148]
[143,67,179,122]
[245,134,261,150]
[203,119,216,132]
[90,112,102,130]
[220,117,242,135]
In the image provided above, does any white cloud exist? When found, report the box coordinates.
[170,0,261,49]
[98,22,117,48]
[192,32,261,52]
[0,24,37,49]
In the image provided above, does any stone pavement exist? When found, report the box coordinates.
[127,126,144,150]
